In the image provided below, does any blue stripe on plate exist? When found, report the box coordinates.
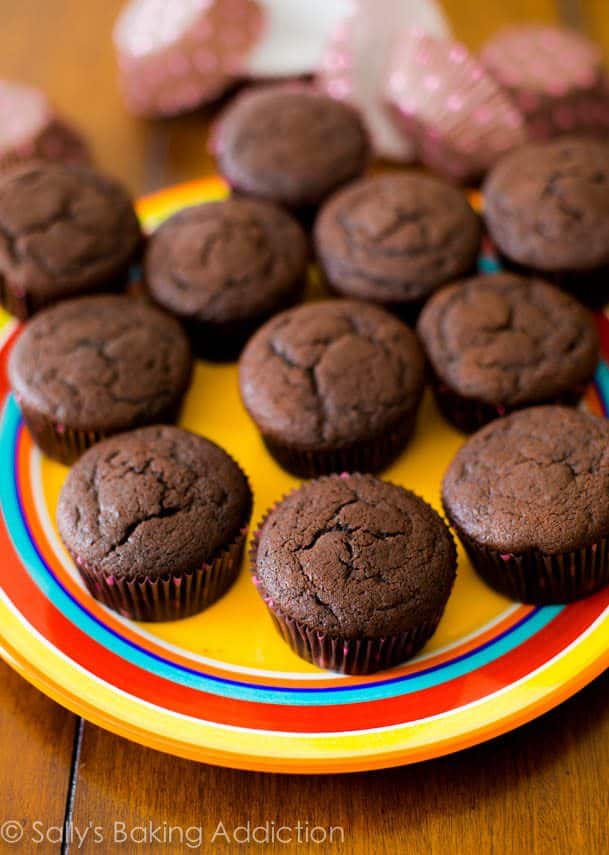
[0,394,560,707]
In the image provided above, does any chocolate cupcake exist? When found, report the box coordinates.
[251,473,457,674]
[239,299,425,477]
[0,161,143,319]
[214,85,370,218]
[58,425,252,621]
[9,295,192,464]
[144,198,308,360]
[314,173,481,320]
[483,137,609,307]
[417,273,599,433]
[442,406,609,603]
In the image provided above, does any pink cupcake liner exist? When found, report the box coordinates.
[73,527,248,621]
[497,253,609,310]
[0,263,134,322]
[261,413,417,478]
[430,371,589,435]
[113,0,264,117]
[449,521,609,604]
[0,119,90,173]
[318,0,451,163]
[384,30,527,183]
[17,397,185,465]
[0,80,90,172]
[480,25,608,140]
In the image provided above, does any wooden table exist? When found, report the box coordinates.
[2,2,609,852]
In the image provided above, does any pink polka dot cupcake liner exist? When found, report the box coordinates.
[480,25,609,140]
[113,0,264,117]
[318,0,451,163]
[0,80,90,172]
[384,30,527,184]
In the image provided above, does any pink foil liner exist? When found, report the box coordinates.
[0,119,90,173]
[448,519,609,604]
[430,370,590,435]
[480,25,609,140]
[114,0,264,118]
[384,30,527,183]
[72,528,248,622]
[318,0,451,163]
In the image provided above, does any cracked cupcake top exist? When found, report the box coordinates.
[238,299,425,449]
[144,198,308,324]
[483,136,609,272]
[57,425,252,578]
[215,86,370,208]
[442,406,609,554]
[314,172,481,304]
[254,473,457,638]
[417,273,599,406]
[9,295,192,430]
[0,161,142,304]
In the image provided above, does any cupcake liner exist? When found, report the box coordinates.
[114,0,263,118]
[384,31,527,184]
[0,120,91,174]
[430,371,588,434]
[317,0,451,163]
[0,269,131,321]
[479,26,606,141]
[0,80,90,174]
[262,414,417,478]
[0,272,30,321]
[249,482,453,674]
[319,242,480,324]
[18,398,185,465]
[261,599,442,675]
[498,253,609,310]
[180,278,307,362]
[449,520,609,604]
[73,527,248,621]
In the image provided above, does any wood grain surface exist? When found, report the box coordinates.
[1,1,608,853]
[0,662,76,852]
[70,670,609,854]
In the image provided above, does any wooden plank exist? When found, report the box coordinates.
[0,661,76,851]
[70,670,609,854]
[581,0,609,61]
[443,0,560,48]
[1,0,151,194]
[2,3,609,855]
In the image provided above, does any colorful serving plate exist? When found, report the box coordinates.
[1,178,608,773]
